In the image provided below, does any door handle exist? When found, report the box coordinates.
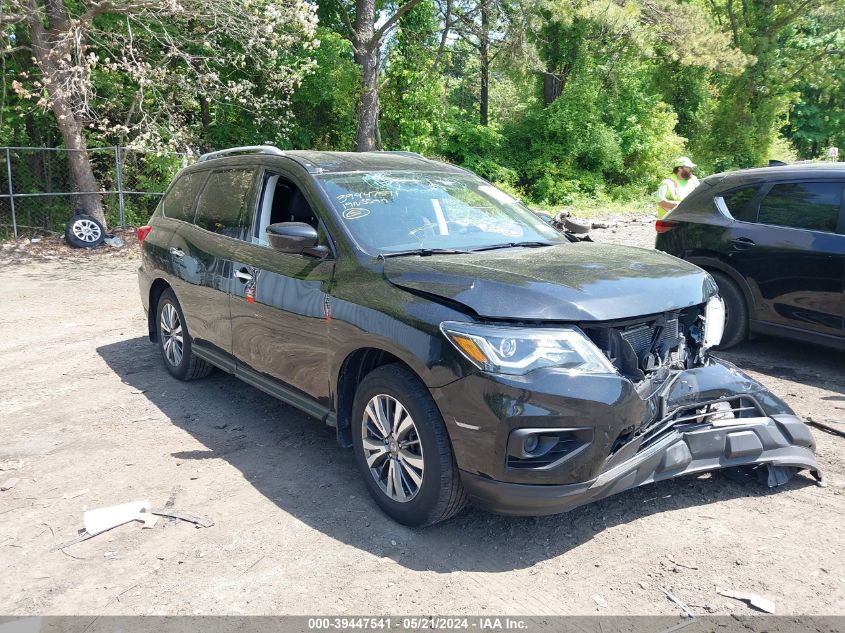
[169,247,185,257]
[730,237,756,251]
[234,268,253,283]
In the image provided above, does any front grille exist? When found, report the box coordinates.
[585,311,690,380]
[620,319,679,358]
[639,396,765,450]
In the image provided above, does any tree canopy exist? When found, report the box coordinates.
[2,0,843,219]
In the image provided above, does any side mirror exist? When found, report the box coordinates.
[266,222,328,258]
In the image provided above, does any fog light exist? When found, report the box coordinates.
[523,435,539,453]
[506,427,594,470]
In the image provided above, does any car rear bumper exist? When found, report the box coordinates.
[459,413,821,515]
[138,265,152,313]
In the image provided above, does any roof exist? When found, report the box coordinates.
[705,162,845,186]
[283,151,465,174]
[192,147,465,175]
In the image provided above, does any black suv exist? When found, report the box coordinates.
[655,164,845,350]
[137,147,821,526]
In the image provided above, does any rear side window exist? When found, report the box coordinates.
[194,169,256,239]
[721,185,760,222]
[161,171,207,222]
[758,181,842,233]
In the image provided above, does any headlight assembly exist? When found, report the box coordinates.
[440,321,617,376]
[703,296,725,349]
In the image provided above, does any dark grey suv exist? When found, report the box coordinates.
[656,163,845,349]
[137,146,822,526]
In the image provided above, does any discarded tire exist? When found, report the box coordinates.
[65,212,105,248]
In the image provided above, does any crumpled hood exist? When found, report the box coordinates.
[383,242,715,321]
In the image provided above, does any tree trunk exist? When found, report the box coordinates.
[543,70,562,106]
[354,0,379,152]
[480,2,490,126]
[51,92,105,223]
[200,97,211,152]
[27,1,106,226]
[355,43,381,152]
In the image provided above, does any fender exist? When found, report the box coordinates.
[328,325,467,402]
[686,254,757,314]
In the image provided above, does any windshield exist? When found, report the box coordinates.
[316,171,564,254]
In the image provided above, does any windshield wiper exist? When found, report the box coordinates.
[469,241,559,252]
[378,248,472,259]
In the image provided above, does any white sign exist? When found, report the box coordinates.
[829,146,839,158]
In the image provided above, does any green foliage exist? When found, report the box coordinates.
[690,0,845,170]
[496,65,683,205]
[437,114,516,183]
[2,0,843,216]
[288,29,360,150]
[781,7,845,159]
[380,0,444,153]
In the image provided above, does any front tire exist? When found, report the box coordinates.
[711,271,748,349]
[351,364,467,526]
[156,289,213,381]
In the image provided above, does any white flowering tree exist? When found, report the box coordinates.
[2,0,318,226]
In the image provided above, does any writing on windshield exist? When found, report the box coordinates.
[318,171,562,254]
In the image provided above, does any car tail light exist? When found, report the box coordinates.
[655,219,679,233]
[137,225,152,244]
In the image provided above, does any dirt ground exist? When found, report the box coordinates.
[1,217,843,617]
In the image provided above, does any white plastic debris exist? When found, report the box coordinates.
[591,594,608,608]
[660,586,696,618]
[83,500,151,535]
[103,236,124,248]
[717,589,776,614]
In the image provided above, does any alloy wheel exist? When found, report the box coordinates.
[71,218,102,243]
[361,394,425,502]
[160,303,184,367]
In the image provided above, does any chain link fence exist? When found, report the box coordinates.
[0,147,191,240]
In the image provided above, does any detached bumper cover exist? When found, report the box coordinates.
[461,413,821,516]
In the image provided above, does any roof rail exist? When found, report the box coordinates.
[377,150,425,159]
[198,145,285,162]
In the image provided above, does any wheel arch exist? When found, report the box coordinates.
[148,278,172,342]
[687,255,755,314]
[334,346,430,448]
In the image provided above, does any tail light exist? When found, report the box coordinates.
[655,219,679,234]
[137,225,152,244]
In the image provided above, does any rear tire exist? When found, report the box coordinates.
[351,364,467,527]
[710,271,748,349]
[156,289,213,381]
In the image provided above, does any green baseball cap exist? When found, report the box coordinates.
[672,156,697,169]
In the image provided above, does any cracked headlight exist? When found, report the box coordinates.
[440,322,617,376]
[703,295,726,349]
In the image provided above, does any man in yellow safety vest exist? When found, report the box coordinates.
[656,156,700,219]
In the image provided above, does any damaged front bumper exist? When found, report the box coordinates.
[432,358,822,516]
[460,412,821,516]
